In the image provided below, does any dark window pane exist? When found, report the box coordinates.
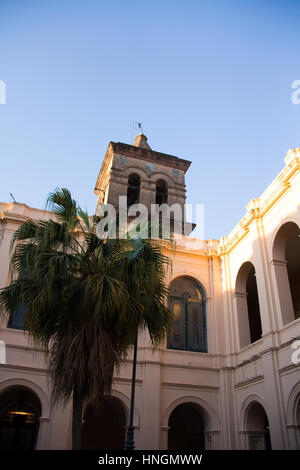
[127,173,140,207]
[188,301,205,351]
[7,304,27,330]
[167,298,185,350]
[156,179,168,205]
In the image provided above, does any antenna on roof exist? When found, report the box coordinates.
[10,193,16,203]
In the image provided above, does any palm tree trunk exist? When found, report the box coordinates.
[72,390,83,450]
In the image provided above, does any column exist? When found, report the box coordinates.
[138,332,161,449]
[233,292,251,348]
[36,416,51,450]
[261,350,287,449]
[269,259,295,326]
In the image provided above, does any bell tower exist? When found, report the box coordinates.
[94,134,194,234]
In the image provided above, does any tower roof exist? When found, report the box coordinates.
[133,133,152,150]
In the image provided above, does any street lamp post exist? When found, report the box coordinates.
[124,332,138,451]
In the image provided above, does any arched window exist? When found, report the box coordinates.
[272,222,300,324]
[156,179,168,205]
[167,277,207,352]
[235,262,262,348]
[127,173,140,207]
[0,387,41,450]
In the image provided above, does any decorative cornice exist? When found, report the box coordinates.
[278,363,300,375]
[2,147,300,264]
[0,202,54,225]
[269,259,288,268]
[3,342,48,354]
[235,374,264,389]
[161,382,218,392]
[112,377,143,385]
[110,141,191,172]
[218,148,300,255]
[94,141,191,198]
[0,363,47,374]
[236,353,261,368]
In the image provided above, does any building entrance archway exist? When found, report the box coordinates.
[82,396,126,450]
[168,402,205,450]
[246,402,272,450]
[0,386,41,450]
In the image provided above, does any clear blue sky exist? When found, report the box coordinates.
[0,0,299,239]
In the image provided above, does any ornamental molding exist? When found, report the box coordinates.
[218,148,300,256]
[234,374,264,389]
[161,382,219,392]
[110,141,191,172]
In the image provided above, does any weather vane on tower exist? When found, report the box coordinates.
[136,122,144,134]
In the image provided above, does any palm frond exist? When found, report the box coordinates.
[0,187,173,422]
[46,188,78,228]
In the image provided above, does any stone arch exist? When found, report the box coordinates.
[0,378,50,417]
[287,382,300,426]
[240,393,267,429]
[286,381,300,448]
[162,396,220,450]
[162,395,219,430]
[110,389,140,428]
[270,217,300,261]
[246,403,271,449]
[149,171,174,188]
[168,273,209,300]
[271,221,300,324]
[82,394,127,450]
[0,382,43,450]
[123,166,148,181]
[234,261,262,348]
[240,395,271,450]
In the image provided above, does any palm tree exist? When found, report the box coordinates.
[0,188,173,449]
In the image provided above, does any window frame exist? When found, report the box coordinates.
[167,278,207,353]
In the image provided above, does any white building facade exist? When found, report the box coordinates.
[0,140,299,450]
